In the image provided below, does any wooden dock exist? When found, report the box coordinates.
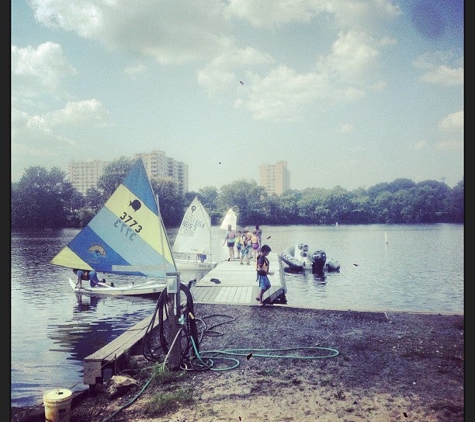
[83,252,286,389]
[190,251,287,306]
[83,315,159,388]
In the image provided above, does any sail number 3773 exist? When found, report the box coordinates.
[114,211,143,239]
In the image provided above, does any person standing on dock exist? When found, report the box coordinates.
[243,228,253,265]
[235,230,243,260]
[255,225,263,252]
[256,244,274,306]
[223,224,236,260]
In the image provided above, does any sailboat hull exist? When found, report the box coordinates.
[68,277,165,297]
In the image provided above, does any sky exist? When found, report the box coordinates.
[11,0,464,192]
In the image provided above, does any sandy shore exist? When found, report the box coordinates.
[11,303,464,422]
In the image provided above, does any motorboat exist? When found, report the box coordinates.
[280,243,340,273]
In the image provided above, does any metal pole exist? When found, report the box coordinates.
[166,275,182,371]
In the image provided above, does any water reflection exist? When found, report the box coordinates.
[74,294,100,312]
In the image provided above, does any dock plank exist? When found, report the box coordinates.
[193,252,286,306]
[83,314,159,386]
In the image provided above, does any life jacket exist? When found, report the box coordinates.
[251,234,258,243]
[256,255,269,275]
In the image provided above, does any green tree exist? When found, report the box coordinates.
[446,180,464,222]
[218,180,267,226]
[197,186,220,224]
[279,190,302,224]
[84,187,105,214]
[151,177,185,227]
[11,166,75,228]
[97,157,134,198]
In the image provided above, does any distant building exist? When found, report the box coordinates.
[133,150,189,195]
[68,151,189,196]
[68,160,108,195]
[259,161,290,195]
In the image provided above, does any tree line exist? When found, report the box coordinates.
[11,157,464,229]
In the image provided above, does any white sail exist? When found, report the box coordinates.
[51,158,176,296]
[220,208,237,230]
[173,197,211,255]
[173,197,218,278]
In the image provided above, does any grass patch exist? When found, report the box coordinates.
[143,364,194,416]
[144,387,194,416]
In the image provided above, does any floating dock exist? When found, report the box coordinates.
[190,252,287,306]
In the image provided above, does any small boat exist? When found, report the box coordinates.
[219,207,238,260]
[51,158,179,296]
[280,244,340,273]
[68,277,164,296]
[172,196,218,280]
[220,207,237,230]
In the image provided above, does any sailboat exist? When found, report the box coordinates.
[220,208,237,230]
[172,196,218,278]
[219,207,238,260]
[50,158,178,296]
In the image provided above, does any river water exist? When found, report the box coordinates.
[11,224,463,407]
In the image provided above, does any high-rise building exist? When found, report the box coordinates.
[133,150,189,195]
[68,160,108,195]
[68,151,189,196]
[259,161,290,195]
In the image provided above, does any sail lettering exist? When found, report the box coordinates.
[115,217,141,238]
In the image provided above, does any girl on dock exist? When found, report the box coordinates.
[256,244,274,306]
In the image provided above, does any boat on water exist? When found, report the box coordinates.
[67,277,165,296]
[280,243,341,273]
[219,207,238,260]
[172,196,218,280]
[220,207,237,230]
[51,158,179,297]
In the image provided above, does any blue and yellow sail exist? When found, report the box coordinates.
[51,159,177,278]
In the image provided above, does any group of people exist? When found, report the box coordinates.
[223,224,263,264]
[223,224,273,306]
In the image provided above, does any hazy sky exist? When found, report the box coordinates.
[11,0,464,192]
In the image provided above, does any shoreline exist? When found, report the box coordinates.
[11,304,464,422]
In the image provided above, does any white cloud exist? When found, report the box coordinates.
[23,0,398,123]
[414,50,464,86]
[336,123,354,134]
[30,0,233,64]
[438,110,463,131]
[11,100,112,180]
[11,42,77,101]
[46,100,111,127]
[225,0,401,30]
[124,63,147,76]
[413,140,427,150]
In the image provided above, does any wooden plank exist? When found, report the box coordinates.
[237,286,253,303]
[84,315,160,386]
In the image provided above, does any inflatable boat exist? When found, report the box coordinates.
[280,243,340,273]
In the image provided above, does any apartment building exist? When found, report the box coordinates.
[133,151,189,195]
[68,151,189,196]
[259,161,290,195]
[68,160,108,195]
